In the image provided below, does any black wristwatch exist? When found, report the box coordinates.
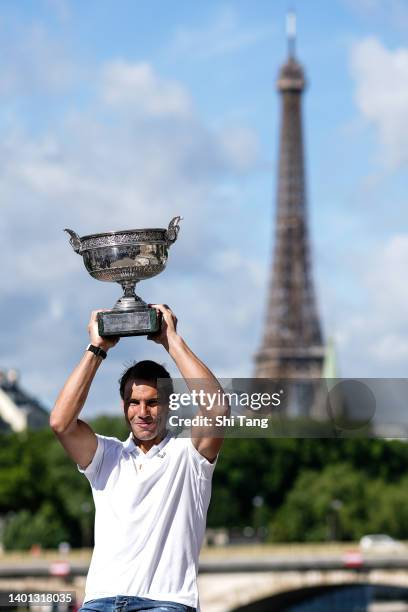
[87,344,107,360]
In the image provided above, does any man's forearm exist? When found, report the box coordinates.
[148,305,227,459]
[168,334,229,418]
[168,335,216,381]
[50,351,103,433]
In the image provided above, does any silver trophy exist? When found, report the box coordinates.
[65,216,182,337]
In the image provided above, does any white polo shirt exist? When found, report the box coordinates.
[78,432,217,608]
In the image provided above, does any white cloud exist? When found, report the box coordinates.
[100,61,193,117]
[344,0,408,31]
[371,334,408,364]
[0,52,261,411]
[365,234,408,315]
[211,248,264,288]
[0,22,76,96]
[351,36,408,168]
[167,7,274,60]
[44,0,71,23]
[326,233,408,375]
[344,0,387,13]
[218,126,260,173]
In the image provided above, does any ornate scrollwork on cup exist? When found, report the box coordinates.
[81,230,167,251]
[91,264,165,283]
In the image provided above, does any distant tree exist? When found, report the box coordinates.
[366,476,408,539]
[269,463,377,542]
[3,502,69,550]
[90,415,129,439]
[2,426,408,546]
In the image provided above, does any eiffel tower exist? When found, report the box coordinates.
[255,14,324,389]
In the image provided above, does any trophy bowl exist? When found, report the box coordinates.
[65,216,182,336]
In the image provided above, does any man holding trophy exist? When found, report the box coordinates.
[50,218,227,612]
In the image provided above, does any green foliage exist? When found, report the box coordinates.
[266,460,408,543]
[209,437,408,541]
[90,415,129,439]
[366,477,408,538]
[0,417,129,550]
[3,502,69,550]
[269,463,368,541]
[1,420,408,547]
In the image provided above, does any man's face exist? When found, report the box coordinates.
[123,378,168,442]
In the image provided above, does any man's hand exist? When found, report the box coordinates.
[148,304,179,352]
[88,310,120,352]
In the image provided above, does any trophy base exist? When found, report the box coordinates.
[97,308,161,337]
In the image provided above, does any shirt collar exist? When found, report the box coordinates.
[123,431,171,458]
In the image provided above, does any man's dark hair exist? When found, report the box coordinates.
[119,360,173,404]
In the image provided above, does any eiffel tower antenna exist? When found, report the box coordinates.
[286,9,296,58]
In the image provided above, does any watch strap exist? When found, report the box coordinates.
[87,344,107,360]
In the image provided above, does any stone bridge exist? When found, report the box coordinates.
[199,568,408,611]
[2,555,408,611]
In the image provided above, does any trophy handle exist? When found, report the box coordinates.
[64,228,82,254]
[166,216,183,245]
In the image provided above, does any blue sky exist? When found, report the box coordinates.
[1,0,408,417]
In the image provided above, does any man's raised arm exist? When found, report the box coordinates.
[49,311,119,469]
[149,304,229,462]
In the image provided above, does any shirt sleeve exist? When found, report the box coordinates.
[77,434,120,489]
[187,437,219,480]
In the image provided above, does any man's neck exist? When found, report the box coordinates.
[133,431,167,454]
